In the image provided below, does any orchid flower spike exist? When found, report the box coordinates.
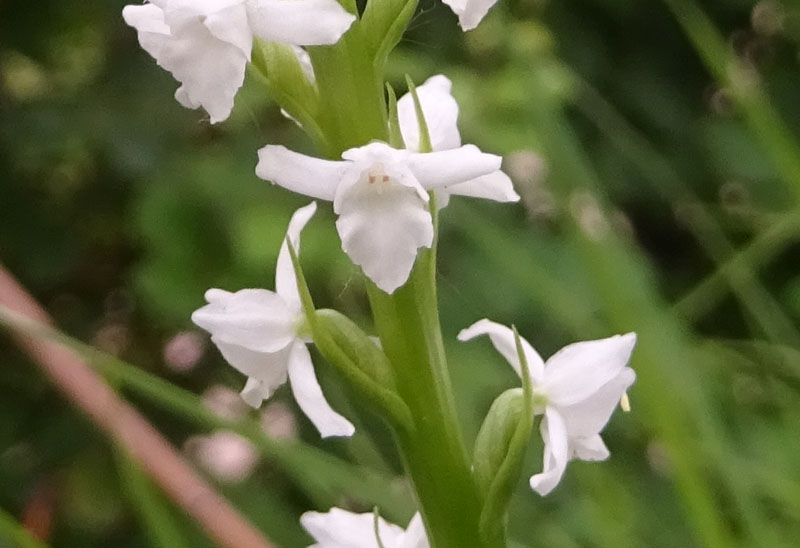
[192,202,355,438]
[122,0,355,123]
[301,508,429,548]
[459,320,636,496]
[256,137,511,293]
[442,0,500,31]
[396,74,519,208]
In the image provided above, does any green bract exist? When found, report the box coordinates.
[472,329,534,546]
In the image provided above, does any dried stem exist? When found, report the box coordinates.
[0,264,276,548]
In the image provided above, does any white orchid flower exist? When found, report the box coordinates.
[123,0,355,123]
[192,202,355,438]
[256,141,503,293]
[396,74,519,208]
[458,319,636,496]
[442,0,500,31]
[301,508,429,548]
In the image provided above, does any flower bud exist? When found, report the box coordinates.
[472,386,533,545]
[473,388,527,493]
[314,309,395,390]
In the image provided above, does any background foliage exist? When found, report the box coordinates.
[2,0,800,546]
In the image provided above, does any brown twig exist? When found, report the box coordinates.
[0,265,276,548]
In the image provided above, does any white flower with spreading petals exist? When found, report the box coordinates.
[123,0,355,123]
[257,141,505,293]
[442,0,500,31]
[396,74,519,208]
[301,508,428,548]
[458,319,636,496]
[192,202,355,438]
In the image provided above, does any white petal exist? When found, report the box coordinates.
[529,408,569,496]
[300,508,405,548]
[192,288,296,352]
[397,74,461,152]
[570,434,610,462]
[240,375,284,408]
[441,170,519,203]
[341,141,410,164]
[213,339,290,400]
[256,145,345,201]
[175,85,200,109]
[401,513,430,548]
[126,2,249,123]
[442,0,500,31]
[166,0,246,17]
[542,333,637,408]
[287,342,355,438]
[275,202,317,311]
[203,3,253,59]
[123,4,171,59]
[247,0,355,46]
[407,145,501,190]
[334,168,433,294]
[457,319,544,382]
[559,367,636,438]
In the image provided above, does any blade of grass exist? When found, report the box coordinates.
[674,214,800,320]
[0,268,276,548]
[0,507,50,548]
[0,304,411,522]
[675,207,800,345]
[115,447,192,548]
[571,75,800,346]
[448,207,604,338]
[661,0,800,201]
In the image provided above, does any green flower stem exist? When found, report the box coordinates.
[308,28,389,156]
[365,201,492,548]
[309,22,493,545]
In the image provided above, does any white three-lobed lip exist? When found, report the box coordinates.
[256,75,520,294]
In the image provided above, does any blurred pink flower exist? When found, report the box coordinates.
[260,402,298,440]
[163,331,206,372]
[186,432,258,483]
[202,385,249,420]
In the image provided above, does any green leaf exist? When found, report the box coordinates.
[473,327,534,546]
[315,309,396,390]
[472,388,526,493]
[285,241,414,434]
[404,75,433,153]
[386,83,406,149]
[250,39,327,149]
[361,0,420,71]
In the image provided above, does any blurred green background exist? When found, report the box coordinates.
[2,0,800,547]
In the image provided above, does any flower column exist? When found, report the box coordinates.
[367,227,486,548]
